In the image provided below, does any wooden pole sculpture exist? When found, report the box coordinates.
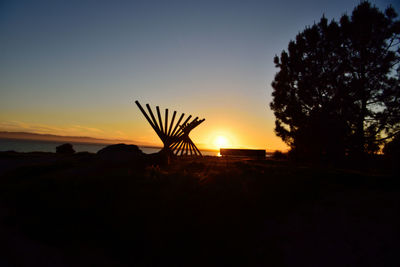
[135,100,205,156]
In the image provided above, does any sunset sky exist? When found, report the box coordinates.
[1,0,398,151]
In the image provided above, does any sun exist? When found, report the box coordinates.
[214,135,229,149]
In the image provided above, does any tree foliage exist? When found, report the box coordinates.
[270,1,400,159]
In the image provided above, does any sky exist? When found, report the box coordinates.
[1,0,399,151]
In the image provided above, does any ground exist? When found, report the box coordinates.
[0,151,399,266]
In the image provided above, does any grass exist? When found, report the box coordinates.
[0,152,399,266]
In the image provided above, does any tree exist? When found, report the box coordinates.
[383,133,400,174]
[270,1,400,160]
[383,133,400,157]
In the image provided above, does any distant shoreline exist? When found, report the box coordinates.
[0,136,219,155]
[0,131,273,153]
[0,131,139,145]
[0,131,219,152]
[0,136,163,150]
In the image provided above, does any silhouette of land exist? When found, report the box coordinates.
[0,131,161,149]
[0,148,398,266]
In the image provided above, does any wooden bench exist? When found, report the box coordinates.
[220,148,266,159]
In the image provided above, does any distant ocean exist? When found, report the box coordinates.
[0,138,218,156]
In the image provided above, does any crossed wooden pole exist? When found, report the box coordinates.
[135,100,205,156]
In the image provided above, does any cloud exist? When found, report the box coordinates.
[71,125,104,133]
[0,120,161,146]
[0,120,32,130]
[0,120,105,138]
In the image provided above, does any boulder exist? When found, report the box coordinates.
[56,143,75,154]
[146,149,170,166]
[97,143,144,163]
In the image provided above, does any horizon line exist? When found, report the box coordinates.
[0,130,220,152]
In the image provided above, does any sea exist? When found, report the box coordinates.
[0,138,219,156]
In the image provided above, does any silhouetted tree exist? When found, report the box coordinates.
[272,150,287,159]
[383,133,400,174]
[270,1,400,160]
[384,133,400,155]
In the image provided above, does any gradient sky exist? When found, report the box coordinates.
[1,0,398,150]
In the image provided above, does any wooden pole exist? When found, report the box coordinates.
[135,101,163,140]
[172,117,198,141]
[171,115,193,139]
[190,142,196,156]
[185,141,190,155]
[170,113,185,137]
[189,143,195,156]
[168,111,177,136]
[164,109,168,135]
[156,106,164,135]
[181,142,187,156]
[135,100,204,157]
[189,138,202,156]
[171,139,183,152]
[146,104,162,138]
[175,140,185,155]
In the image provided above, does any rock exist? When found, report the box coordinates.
[146,150,169,166]
[56,143,75,154]
[97,143,144,162]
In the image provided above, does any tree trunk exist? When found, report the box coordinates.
[356,98,366,154]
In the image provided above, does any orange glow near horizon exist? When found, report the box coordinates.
[0,117,290,152]
[2,0,392,155]
[213,135,229,149]
[201,129,239,151]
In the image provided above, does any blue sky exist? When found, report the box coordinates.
[0,0,398,150]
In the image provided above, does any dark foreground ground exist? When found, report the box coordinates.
[0,151,399,266]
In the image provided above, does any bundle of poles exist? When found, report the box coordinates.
[135,100,205,156]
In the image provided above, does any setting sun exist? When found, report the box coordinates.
[214,135,229,149]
